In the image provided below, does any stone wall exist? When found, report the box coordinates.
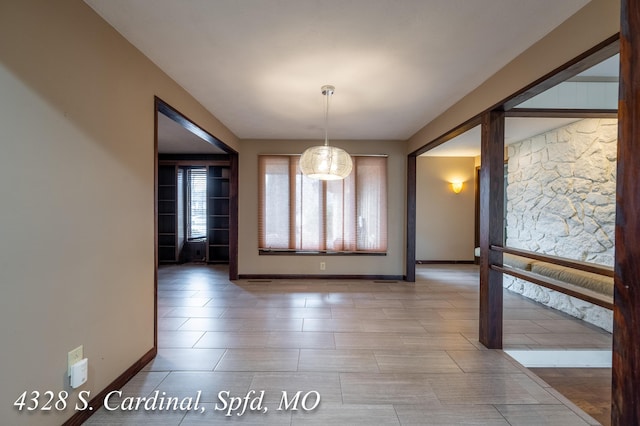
[504,118,617,332]
[506,118,617,265]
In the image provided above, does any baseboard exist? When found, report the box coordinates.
[62,347,157,426]
[416,260,475,264]
[239,274,404,281]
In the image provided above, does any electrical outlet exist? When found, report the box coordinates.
[320,262,326,270]
[68,346,83,377]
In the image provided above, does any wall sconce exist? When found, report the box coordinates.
[450,181,463,194]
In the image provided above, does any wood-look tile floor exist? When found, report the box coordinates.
[530,368,611,426]
[86,264,612,425]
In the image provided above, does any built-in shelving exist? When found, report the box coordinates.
[157,157,230,264]
[157,165,178,263]
[207,165,230,264]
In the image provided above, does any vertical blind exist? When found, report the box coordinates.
[258,155,387,253]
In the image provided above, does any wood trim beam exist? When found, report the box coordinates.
[153,99,159,350]
[566,76,619,83]
[410,115,481,157]
[474,166,481,252]
[502,35,620,111]
[612,0,640,423]
[492,245,614,277]
[158,160,230,167]
[406,155,416,282]
[155,97,238,155]
[506,108,618,119]
[492,265,613,310]
[228,153,239,280]
[478,110,504,349]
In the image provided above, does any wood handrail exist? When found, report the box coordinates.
[490,245,614,277]
[492,265,613,310]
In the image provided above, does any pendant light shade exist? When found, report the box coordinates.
[300,85,352,180]
[299,145,353,180]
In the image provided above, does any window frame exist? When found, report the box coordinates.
[185,167,207,240]
[258,154,388,256]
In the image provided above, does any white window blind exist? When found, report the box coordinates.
[258,155,387,253]
[187,168,207,239]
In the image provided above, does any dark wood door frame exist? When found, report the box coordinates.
[406,29,640,426]
[406,116,480,282]
[406,35,619,284]
[405,156,416,282]
[612,1,640,423]
[478,110,504,349]
[154,97,239,278]
[154,97,240,348]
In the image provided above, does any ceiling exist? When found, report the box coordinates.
[86,0,590,143]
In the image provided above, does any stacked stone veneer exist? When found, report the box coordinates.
[504,118,617,332]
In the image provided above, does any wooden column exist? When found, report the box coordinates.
[478,110,504,349]
[612,0,640,423]
[228,153,239,280]
[406,155,417,282]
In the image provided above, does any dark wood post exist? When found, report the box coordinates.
[612,0,640,423]
[228,153,239,280]
[478,110,504,349]
[406,155,417,282]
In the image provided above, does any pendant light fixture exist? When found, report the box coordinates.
[300,85,353,180]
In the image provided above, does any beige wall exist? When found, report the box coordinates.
[0,1,237,424]
[408,0,620,153]
[239,139,406,277]
[416,157,476,261]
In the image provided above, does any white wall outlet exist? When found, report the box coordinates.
[68,345,83,377]
[320,262,326,270]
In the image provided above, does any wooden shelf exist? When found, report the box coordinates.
[207,165,230,264]
[157,165,178,263]
[157,161,230,264]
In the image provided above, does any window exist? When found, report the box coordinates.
[186,168,207,239]
[258,155,387,253]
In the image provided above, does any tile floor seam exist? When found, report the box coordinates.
[391,404,402,425]
[491,403,514,425]
[190,330,207,349]
[212,348,228,372]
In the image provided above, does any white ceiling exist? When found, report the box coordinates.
[85,0,590,142]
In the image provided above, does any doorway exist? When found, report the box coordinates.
[154,97,238,278]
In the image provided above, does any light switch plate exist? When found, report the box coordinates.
[68,345,83,377]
